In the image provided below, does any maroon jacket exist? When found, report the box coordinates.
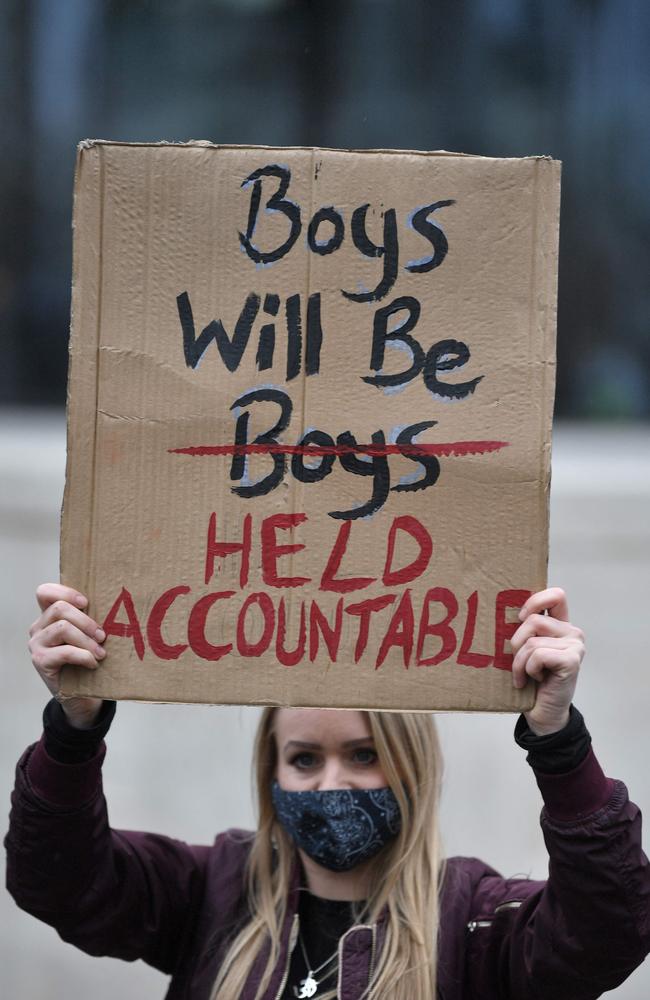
[5,736,650,999]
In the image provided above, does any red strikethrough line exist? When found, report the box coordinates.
[168,441,509,458]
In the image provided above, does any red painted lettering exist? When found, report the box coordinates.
[416,587,458,666]
[261,513,311,588]
[147,585,191,660]
[345,594,396,663]
[236,592,275,657]
[276,597,307,666]
[187,591,235,660]
[494,588,531,670]
[319,521,376,593]
[376,589,414,669]
[204,512,252,588]
[382,516,432,586]
[457,590,492,669]
[309,598,343,661]
[102,587,145,661]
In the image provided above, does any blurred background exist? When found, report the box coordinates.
[1,1,649,997]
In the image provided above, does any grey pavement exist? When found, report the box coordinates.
[1,410,649,999]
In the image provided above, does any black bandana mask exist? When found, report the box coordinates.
[271,781,402,871]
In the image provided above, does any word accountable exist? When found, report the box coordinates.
[101,513,529,670]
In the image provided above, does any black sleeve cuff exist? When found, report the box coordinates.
[43,698,117,764]
[514,704,592,774]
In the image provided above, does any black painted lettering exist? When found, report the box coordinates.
[239,165,301,265]
[307,206,345,255]
[423,340,483,400]
[342,205,398,303]
[256,325,275,371]
[255,295,280,371]
[391,421,440,493]
[285,294,302,381]
[330,430,390,520]
[177,291,260,372]
[362,296,424,389]
[305,293,323,376]
[230,389,293,498]
[406,200,455,273]
[292,430,336,483]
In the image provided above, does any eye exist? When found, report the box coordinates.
[352,747,378,766]
[289,751,318,770]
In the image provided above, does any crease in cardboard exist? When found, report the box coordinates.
[290,148,318,632]
[98,346,197,382]
[98,408,174,426]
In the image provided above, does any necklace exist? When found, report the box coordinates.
[293,931,339,998]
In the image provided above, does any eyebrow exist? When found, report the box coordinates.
[283,738,375,752]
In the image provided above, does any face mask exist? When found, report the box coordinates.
[271,781,401,872]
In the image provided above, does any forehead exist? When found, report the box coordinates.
[273,709,372,747]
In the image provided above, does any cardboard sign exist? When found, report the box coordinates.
[60,141,560,711]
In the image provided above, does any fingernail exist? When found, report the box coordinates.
[96,646,106,658]
[75,595,88,608]
[95,628,105,641]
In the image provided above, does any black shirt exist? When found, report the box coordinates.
[283,891,361,999]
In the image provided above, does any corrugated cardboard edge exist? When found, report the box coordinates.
[534,158,562,587]
[77,138,557,163]
[60,144,104,642]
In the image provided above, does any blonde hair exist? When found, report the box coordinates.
[210,708,445,1000]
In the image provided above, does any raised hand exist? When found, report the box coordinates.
[29,583,105,729]
[511,588,584,736]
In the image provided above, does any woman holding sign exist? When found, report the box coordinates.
[6,584,650,998]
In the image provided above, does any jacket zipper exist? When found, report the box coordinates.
[467,899,523,932]
[467,919,493,932]
[273,913,299,1000]
[336,923,377,999]
[494,899,523,913]
[367,923,377,999]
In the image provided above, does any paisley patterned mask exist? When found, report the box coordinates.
[271,782,401,871]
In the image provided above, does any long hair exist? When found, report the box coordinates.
[210,708,445,1000]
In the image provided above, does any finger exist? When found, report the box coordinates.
[518,587,569,623]
[510,614,582,653]
[36,583,88,613]
[35,644,102,677]
[36,620,106,659]
[522,647,581,684]
[512,635,574,678]
[512,637,568,687]
[513,641,583,688]
[30,601,104,642]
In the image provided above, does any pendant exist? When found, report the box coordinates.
[295,974,318,998]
